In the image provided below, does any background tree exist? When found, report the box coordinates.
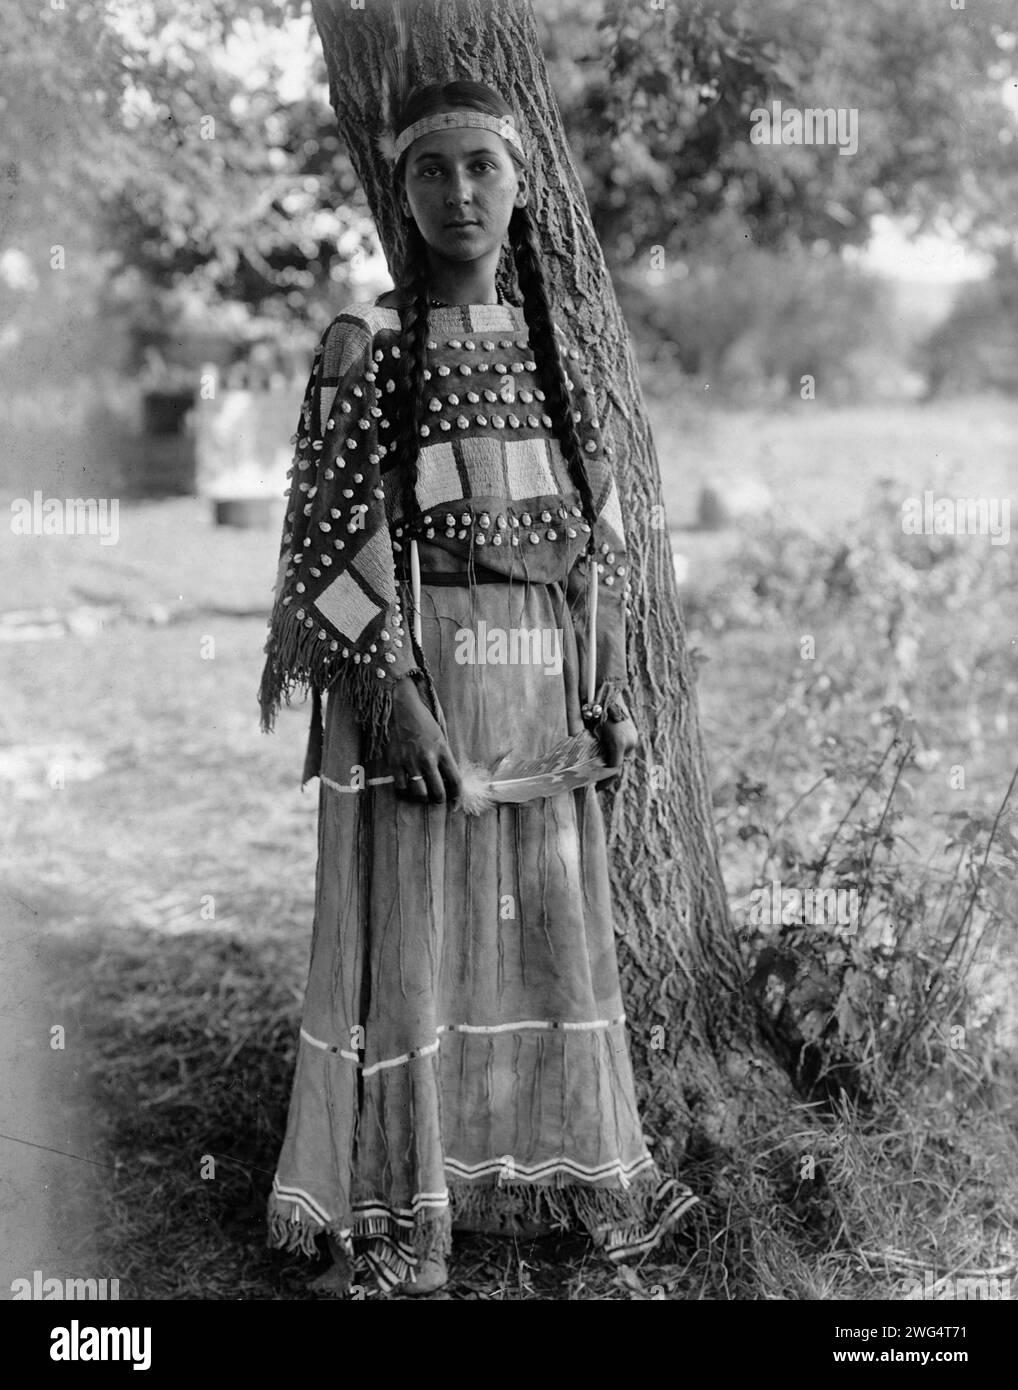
[579,0,1018,262]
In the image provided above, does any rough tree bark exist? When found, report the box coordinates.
[309,0,790,1175]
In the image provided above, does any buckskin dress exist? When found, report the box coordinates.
[260,299,695,1290]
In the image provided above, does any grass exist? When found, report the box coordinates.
[49,923,703,1301]
[2,393,1016,1299]
[653,391,1018,531]
[46,913,1018,1300]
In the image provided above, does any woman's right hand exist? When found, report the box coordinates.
[388,676,463,806]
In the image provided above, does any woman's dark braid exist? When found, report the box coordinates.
[509,203,601,555]
[392,219,432,525]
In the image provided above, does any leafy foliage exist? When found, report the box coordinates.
[619,245,903,401]
[921,248,1018,397]
[702,486,1018,1106]
[2,0,1016,372]
[579,0,1018,260]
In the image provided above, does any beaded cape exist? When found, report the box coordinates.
[258,301,631,760]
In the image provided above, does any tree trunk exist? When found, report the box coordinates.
[310,0,789,1171]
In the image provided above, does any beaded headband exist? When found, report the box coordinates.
[380,110,527,166]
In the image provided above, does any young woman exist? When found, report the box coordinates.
[260,79,695,1296]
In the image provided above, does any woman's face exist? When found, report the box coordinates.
[401,123,526,263]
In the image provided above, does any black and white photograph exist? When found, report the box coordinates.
[1,0,1016,1350]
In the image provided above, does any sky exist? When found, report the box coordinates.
[855,218,994,285]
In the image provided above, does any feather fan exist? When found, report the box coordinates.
[454,731,618,815]
[376,0,411,165]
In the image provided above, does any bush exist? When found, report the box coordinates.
[699,484,1018,1104]
[920,252,1018,398]
[619,246,909,404]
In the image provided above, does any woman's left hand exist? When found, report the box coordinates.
[598,715,639,784]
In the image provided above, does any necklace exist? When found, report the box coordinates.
[428,292,504,308]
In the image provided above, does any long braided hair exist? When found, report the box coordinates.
[387,81,601,551]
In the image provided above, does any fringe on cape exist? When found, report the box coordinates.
[259,582,444,765]
[259,599,398,762]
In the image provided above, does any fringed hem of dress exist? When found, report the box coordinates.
[267,1169,698,1292]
